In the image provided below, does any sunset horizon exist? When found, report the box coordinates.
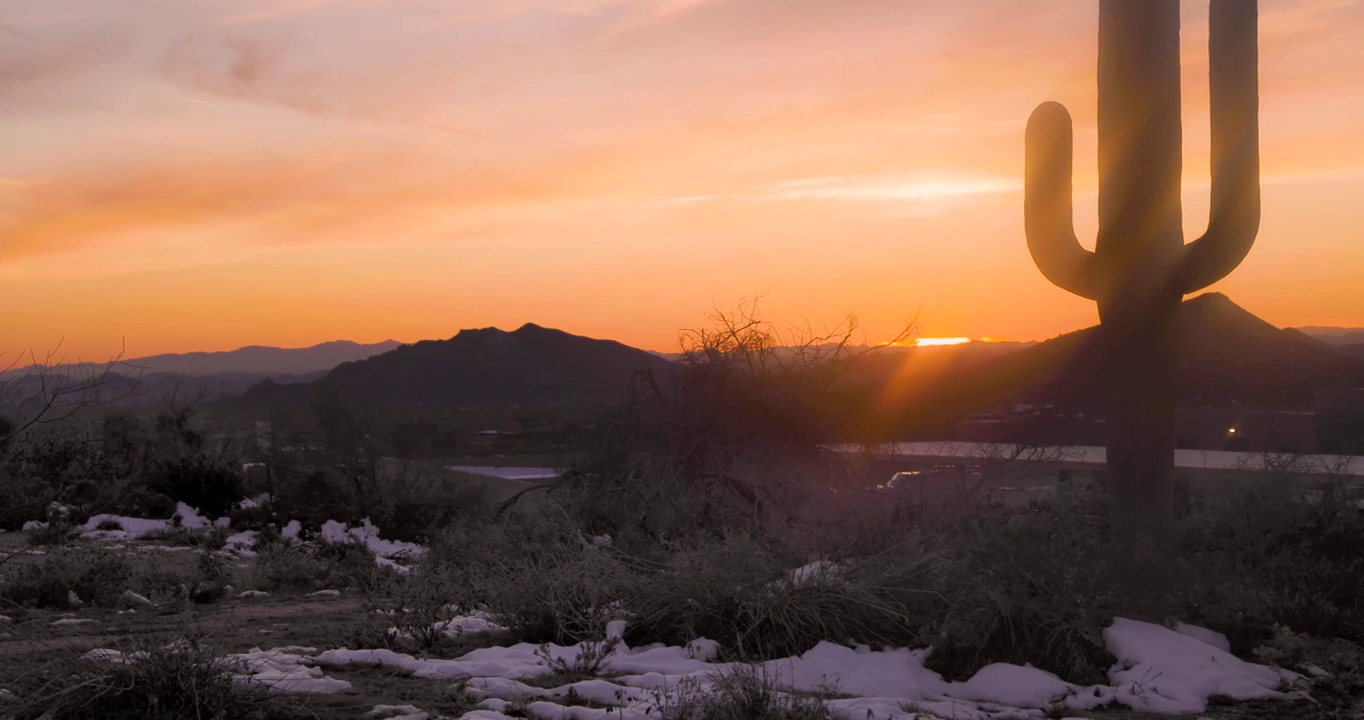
[4,0,1364,359]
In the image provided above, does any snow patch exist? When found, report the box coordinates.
[1106,617,1297,714]
[368,704,429,720]
[84,647,350,694]
[315,616,1304,718]
[80,503,213,540]
[51,618,95,627]
[319,518,422,559]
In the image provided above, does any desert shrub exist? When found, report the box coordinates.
[7,641,283,720]
[144,525,232,551]
[0,546,134,608]
[919,479,1364,683]
[250,537,378,593]
[151,456,242,518]
[1178,479,1364,650]
[483,538,635,644]
[227,504,275,531]
[923,499,1125,685]
[364,569,464,651]
[24,503,79,547]
[533,637,621,681]
[0,475,59,531]
[474,508,945,661]
[188,548,235,604]
[628,536,947,660]
[108,485,179,520]
[654,664,834,720]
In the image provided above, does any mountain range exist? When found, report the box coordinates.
[0,340,403,410]
[1,339,401,380]
[1297,327,1364,346]
[7,298,1361,426]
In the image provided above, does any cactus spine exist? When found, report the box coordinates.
[1025,0,1260,540]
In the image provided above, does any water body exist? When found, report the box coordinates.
[443,466,562,481]
[829,442,1364,478]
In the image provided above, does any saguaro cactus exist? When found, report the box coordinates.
[1025,0,1260,540]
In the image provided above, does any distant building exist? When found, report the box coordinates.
[1316,388,1364,453]
[1174,407,1316,452]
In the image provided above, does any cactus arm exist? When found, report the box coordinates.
[1026,101,1099,301]
[1180,0,1260,294]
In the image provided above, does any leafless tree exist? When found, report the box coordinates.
[0,339,142,447]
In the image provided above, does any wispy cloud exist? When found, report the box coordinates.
[660,171,1021,208]
[764,172,1021,203]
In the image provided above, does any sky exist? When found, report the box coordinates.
[2,0,1363,359]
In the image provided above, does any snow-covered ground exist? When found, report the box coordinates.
[69,614,1302,718]
[1,504,1322,719]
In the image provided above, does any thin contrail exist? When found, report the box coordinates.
[0,22,39,41]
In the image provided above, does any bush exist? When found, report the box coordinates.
[1178,479,1364,650]
[472,507,945,661]
[151,456,242,518]
[0,546,186,609]
[7,641,283,720]
[188,548,235,604]
[250,537,379,593]
[144,526,232,551]
[624,536,947,660]
[654,664,835,720]
[922,499,1123,684]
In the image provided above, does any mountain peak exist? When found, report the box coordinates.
[305,322,675,408]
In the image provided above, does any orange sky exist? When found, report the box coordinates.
[2,0,1363,359]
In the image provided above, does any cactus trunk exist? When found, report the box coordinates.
[1096,0,1183,539]
[1103,312,1178,552]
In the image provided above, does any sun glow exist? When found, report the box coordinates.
[914,337,973,347]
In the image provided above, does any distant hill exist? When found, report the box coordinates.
[1297,327,1364,346]
[1,339,402,380]
[241,323,675,409]
[0,340,401,413]
[119,339,402,376]
[878,294,1364,429]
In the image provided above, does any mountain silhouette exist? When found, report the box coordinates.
[883,294,1364,428]
[242,323,674,409]
[1297,327,1364,347]
[0,339,402,380]
[123,339,403,376]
